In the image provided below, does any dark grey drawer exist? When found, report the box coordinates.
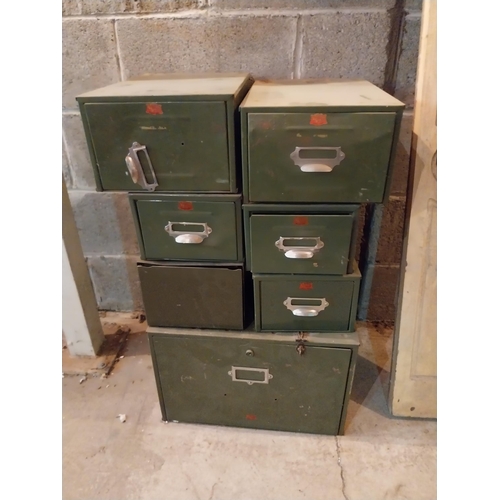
[138,262,252,330]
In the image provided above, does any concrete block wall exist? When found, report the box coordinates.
[62,0,421,319]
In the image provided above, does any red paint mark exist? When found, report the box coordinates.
[310,113,327,126]
[293,216,309,226]
[146,103,163,115]
[300,282,314,290]
[178,201,193,211]
[246,414,257,421]
[260,121,272,130]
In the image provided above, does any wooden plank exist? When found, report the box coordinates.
[389,0,437,418]
[62,176,105,357]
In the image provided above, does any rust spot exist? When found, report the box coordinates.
[178,201,193,211]
[293,216,308,226]
[310,113,327,126]
[246,414,257,421]
[300,282,313,290]
[146,103,163,115]
[260,121,272,130]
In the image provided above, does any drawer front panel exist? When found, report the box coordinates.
[247,112,396,202]
[83,101,230,192]
[134,198,239,261]
[139,264,247,330]
[150,333,352,435]
[255,275,360,332]
[249,213,354,275]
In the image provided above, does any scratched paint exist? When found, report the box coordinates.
[293,216,308,226]
[178,201,193,211]
[310,114,328,126]
[146,103,163,115]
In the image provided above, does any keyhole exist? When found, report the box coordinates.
[181,142,185,146]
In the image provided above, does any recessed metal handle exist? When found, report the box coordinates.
[125,142,158,191]
[228,366,273,385]
[284,297,329,317]
[290,146,345,172]
[164,222,212,244]
[275,237,324,259]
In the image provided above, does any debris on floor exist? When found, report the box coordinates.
[79,376,87,384]
[117,414,127,423]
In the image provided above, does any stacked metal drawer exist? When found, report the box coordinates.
[75,76,404,436]
[76,73,254,330]
[240,80,405,334]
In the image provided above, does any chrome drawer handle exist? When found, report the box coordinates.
[228,366,273,385]
[284,297,329,317]
[125,142,158,191]
[275,237,324,259]
[290,146,345,172]
[164,222,212,244]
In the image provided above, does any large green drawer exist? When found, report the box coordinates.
[243,204,359,275]
[254,271,361,332]
[246,112,396,203]
[240,79,404,203]
[130,194,243,262]
[138,262,252,330]
[76,73,253,192]
[149,327,359,435]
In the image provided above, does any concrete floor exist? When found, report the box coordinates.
[63,316,436,500]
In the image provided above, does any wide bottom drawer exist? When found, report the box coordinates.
[149,327,359,435]
[254,269,361,332]
[138,262,252,330]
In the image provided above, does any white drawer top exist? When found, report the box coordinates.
[241,79,404,109]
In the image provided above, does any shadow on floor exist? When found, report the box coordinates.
[350,354,392,418]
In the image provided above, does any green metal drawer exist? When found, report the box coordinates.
[243,204,359,275]
[254,270,361,332]
[240,79,404,203]
[138,262,252,330]
[149,327,359,435]
[246,112,396,203]
[76,73,253,192]
[130,194,243,262]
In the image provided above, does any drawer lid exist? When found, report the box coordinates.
[241,79,404,110]
[148,326,360,347]
[77,73,252,101]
